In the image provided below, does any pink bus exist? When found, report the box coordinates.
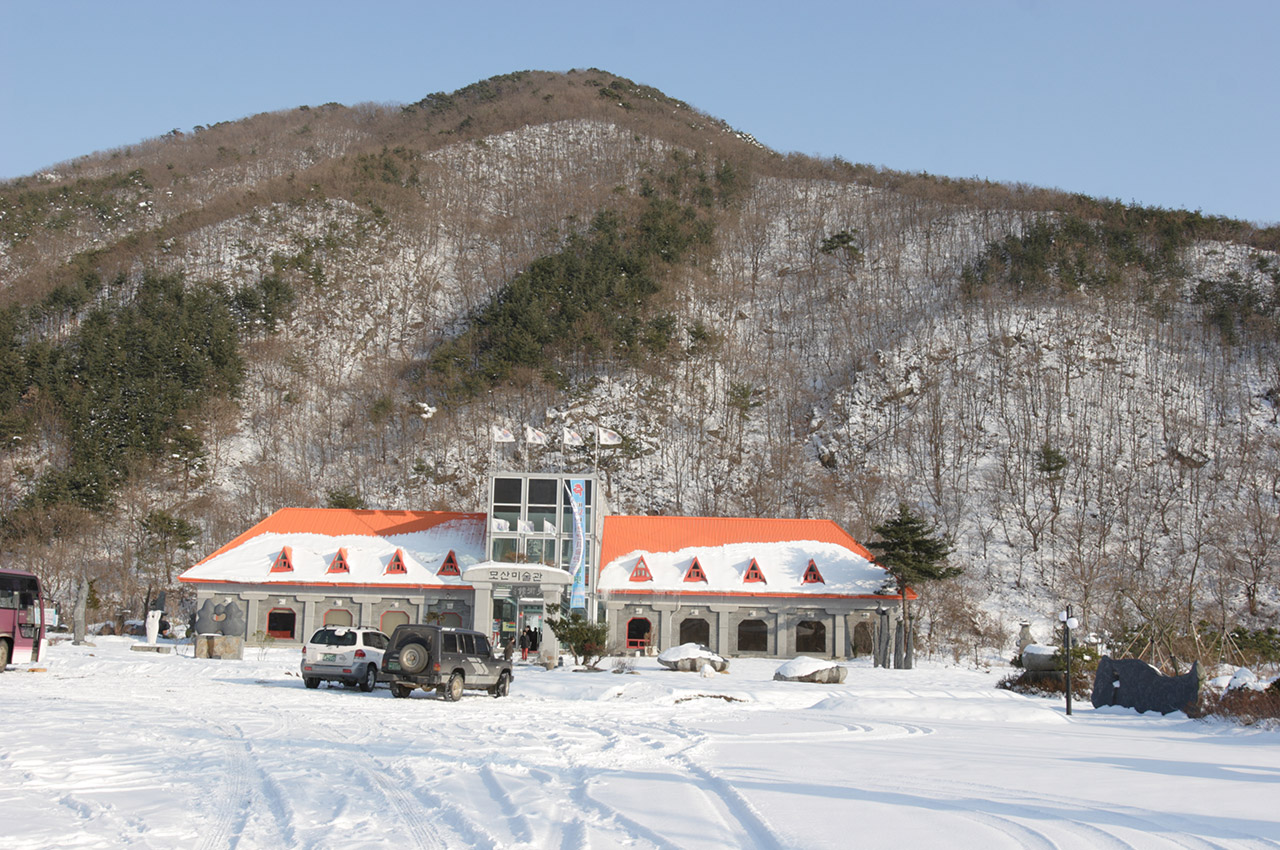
[1,568,45,669]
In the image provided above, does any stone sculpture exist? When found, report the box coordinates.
[194,599,246,637]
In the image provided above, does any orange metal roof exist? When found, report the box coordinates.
[194,508,486,566]
[599,515,876,566]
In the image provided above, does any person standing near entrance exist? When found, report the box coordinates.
[519,627,530,661]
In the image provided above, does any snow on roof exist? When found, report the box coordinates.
[179,509,487,587]
[598,516,899,598]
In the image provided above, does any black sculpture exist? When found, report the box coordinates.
[1091,656,1200,715]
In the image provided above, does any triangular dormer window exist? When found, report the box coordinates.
[437,550,461,577]
[683,557,707,583]
[802,559,825,584]
[270,546,293,573]
[385,549,408,575]
[743,558,766,583]
[629,556,653,582]
[327,548,350,574]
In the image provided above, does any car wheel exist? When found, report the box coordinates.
[444,671,464,702]
[304,676,320,689]
[492,671,510,698]
[0,639,10,671]
[359,664,377,692]
[391,683,413,698]
[399,642,429,674]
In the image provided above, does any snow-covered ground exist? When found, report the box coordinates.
[3,638,1278,849]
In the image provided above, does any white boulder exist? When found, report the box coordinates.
[657,643,729,673]
[774,656,847,684]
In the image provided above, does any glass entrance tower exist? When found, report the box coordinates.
[486,471,605,622]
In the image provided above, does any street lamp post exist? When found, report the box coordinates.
[1058,605,1079,715]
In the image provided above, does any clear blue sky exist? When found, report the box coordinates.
[3,1,1277,224]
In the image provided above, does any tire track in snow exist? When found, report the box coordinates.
[194,724,253,850]
[194,708,301,850]
[237,721,302,850]
[342,756,446,850]
[583,718,789,849]
[667,748,788,850]
[873,775,1248,850]
[477,763,534,846]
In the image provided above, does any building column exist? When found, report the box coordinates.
[710,604,736,656]
[605,601,625,649]
[470,580,493,635]
[358,597,382,629]
[241,593,268,641]
[540,587,562,664]
[653,601,679,652]
[295,594,326,642]
[828,608,847,659]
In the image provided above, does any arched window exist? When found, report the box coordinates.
[796,620,826,654]
[626,617,652,649]
[381,610,410,634]
[323,609,353,627]
[737,619,768,653]
[679,617,710,647]
[441,612,464,628]
[266,608,296,640]
[852,620,874,656]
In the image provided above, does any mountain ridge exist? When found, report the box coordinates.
[2,70,1277,666]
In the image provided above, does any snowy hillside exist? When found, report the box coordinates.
[1,70,1277,662]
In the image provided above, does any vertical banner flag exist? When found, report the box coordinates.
[567,479,587,610]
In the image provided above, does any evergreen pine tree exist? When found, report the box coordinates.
[866,503,957,668]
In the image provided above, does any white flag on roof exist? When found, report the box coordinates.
[597,427,623,446]
[562,427,585,447]
[542,520,557,534]
[492,518,510,532]
[525,426,549,446]
[491,425,515,443]
[517,519,535,534]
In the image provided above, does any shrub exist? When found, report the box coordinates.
[1195,683,1280,726]
[546,613,610,668]
[997,669,1091,701]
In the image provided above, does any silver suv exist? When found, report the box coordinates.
[300,626,389,692]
